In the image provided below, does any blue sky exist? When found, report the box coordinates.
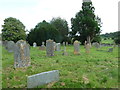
[0,0,119,34]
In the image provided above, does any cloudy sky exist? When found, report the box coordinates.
[0,0,119,34]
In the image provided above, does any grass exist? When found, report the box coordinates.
[101,38,114,44]
[2,45,119,88]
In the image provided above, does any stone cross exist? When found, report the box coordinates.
[33,42,37,47]
[46,39,54,56]
[74,40,80,55]
[14,40,31,68]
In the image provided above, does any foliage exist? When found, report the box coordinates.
[2,45,118,88]
[2,17,26,42]
[27,20,60,46]
[71,2,102,44]
[50,17,69,42]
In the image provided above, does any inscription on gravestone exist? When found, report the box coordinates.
[27,70,59,88]
[46,39,54,56]
[74,40,80,55]
[14,40,31,68]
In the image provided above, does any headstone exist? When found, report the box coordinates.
[66,42,68,46]
[6,41,15,52]
[46,39,54,56]
[85,43,90,53]
[2,40,8,49]
[14,40,31,68]
[63,42,65,46]
[40,42,46,50]
[53,42,56,51]
[33,42,37,47]
[74,40,80,55]
[27,70,59,88]
[62,46,68,56]
[56,43,61,51]
[108,48,113,52]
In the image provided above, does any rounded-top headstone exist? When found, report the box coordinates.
[7,41,15,52]
[74,40,80,55]
[14,40,31,68]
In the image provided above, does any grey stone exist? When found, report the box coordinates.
[74,40,80,55]
[56,43,61,51]
[46,39,54,56]
[66,42,68,46]
[53,42,56,51]
[108,48,113,52]
[6,41,15,52]
[40,42,46,50]
[63,42,65,46]
[27,70,59,88]
[85,43,90,53]
[14,40,31,68]
[33,42,37,47]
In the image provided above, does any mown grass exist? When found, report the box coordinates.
[2,45,119,88]
[101,39,114,44]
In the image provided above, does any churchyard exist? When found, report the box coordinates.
[1,39,118,88]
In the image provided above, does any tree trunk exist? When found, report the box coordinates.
[87,36,91,48]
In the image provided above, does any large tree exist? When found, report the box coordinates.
[50,17,69,42]
[71,1,102,44]
[27,20,60,46]
[2,17,26,42]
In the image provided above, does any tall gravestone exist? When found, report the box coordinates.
[7,41,15,52]
[74,40,80,55]
[56,43,61,51]
[46,39,54,56]
[14,40,31,68]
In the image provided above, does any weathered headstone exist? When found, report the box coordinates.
[66,42,68,46]
[74,40,80,55]
[85,43,90,53]
[53,42,56,51]
[14,40,31,68]
[56,43,61,51]
[40,42,46,50]
[33,42,37,47]
[46,39,54,56]
[62,46,68,56]
[27,70,59,88]
[108,48,113,52]
[6,41,15,52]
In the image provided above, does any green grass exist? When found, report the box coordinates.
[101,39,114,44]
[2,45,119,88]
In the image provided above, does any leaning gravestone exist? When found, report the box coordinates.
[27,70,59,88]
[14,40,31,68]
[6,41,15,52]
[33,42,37,47]
[46,39,54,56]
[56,43,61,51]
[74,40,80,55]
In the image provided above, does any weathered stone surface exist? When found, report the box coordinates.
[46,39,54,56]
[53,42,56,51]
[6,41,15,52]
[62,47,68,56]
[27,70,59,88]
[56,43,61,51]
[14,40,31,68]
[85,43,90,53]
[33,42,37,47]
[74,40,80,55]
[66,42,68,46]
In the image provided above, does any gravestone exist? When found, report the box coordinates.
[63,42,65,46]
[14,40,31,68]
[62,46,68,56]
[66,42,68,46]
[53,42,56,51]
[46,39,54,56]
[40,42,46,50]
[2,40,8,49]
[27,70,59,88]
[74,40,80,55]
[6,41,15,52]
[108,48,113,52]
[85,43,90,53]
[33,42,37,47]
[56,43,61,51]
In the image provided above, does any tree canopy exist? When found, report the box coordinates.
[71,2,102,44]
[2,17,26,42]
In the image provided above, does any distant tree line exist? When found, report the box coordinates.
[1,1,103,45]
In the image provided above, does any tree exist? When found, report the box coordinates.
[71,1,102,45]
[50,17,69,42]
[2,17,26,42]
[27,20,60,46]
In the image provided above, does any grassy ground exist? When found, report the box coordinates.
[2,45,119,88]
[101,38,114,44]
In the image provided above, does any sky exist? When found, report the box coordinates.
[0,0,119,34]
